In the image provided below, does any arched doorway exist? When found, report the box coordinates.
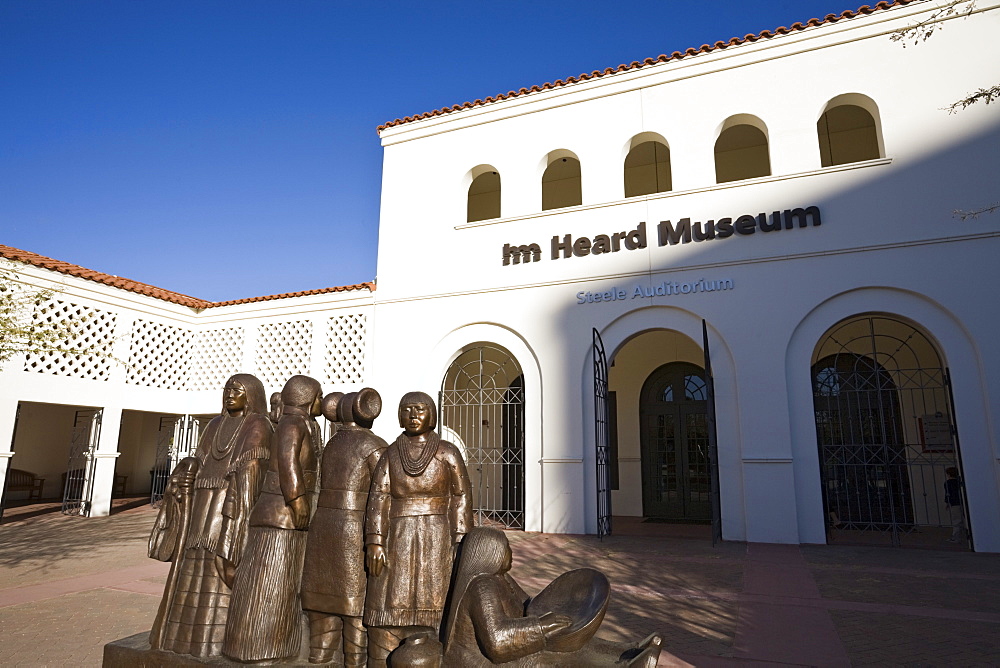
[440,344,525,529]
[639,362,711,521]
[812,315,969,547]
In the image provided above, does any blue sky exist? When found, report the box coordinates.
[2,0,857,302]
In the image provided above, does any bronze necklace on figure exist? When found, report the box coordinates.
[396,431,439,476]
[213,414,247,460]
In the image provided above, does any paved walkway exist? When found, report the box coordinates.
[1,507,998,667]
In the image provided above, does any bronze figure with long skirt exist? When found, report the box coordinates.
[148,374,272,658]
[223,374,323,663]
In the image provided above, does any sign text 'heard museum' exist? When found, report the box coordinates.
[501,206,822,266]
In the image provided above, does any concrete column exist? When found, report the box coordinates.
[0,396,19,456]
[539,344,588,535]
[733,336,800,544]
[741,460,799,543]
[89,405,123,517]
[0,398,20,512]
[0,451,14,514]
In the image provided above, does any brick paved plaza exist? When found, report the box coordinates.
[1,505,998,667]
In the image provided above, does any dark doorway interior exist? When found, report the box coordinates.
[811,315,968,549]
[639,362,711,522]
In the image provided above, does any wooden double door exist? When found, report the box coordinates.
[640,362,712,521]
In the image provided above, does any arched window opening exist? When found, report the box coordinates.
[818,104,881,167]
[624,141,672,197]
[542,156,581,211]
[440,344,525,529]
[811,315,968,548]
[715,124,771,183]
[467,170,501,222]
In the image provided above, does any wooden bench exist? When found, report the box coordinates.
[7,468,45,500]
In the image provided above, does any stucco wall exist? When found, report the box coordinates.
[371,1,1000,547]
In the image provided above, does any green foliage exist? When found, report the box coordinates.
[0,263,108,367]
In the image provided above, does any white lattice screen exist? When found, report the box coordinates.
[188,327,245,392]
[16,301,370,393]
[325,313,368,385]
[126,320,193,390]
[23,300,118,381]
[255,321,313,389]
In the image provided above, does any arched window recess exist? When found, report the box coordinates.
[541,149,582,211]
[624,133,672,197]
[467,165,501,222]
[714,114,771,184]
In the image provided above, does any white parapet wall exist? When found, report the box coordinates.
[0,254,374,517]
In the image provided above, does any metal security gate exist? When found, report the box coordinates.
[812,316,969,548]
[440,345,525,530]
[150,417,176,506]
[703,321,723,546]
[62,409,102,516]
[176,415,202,461]
[593,329,612,538]
[150,414,202,507]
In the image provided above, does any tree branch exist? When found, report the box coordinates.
[0,264,124,368]
[890,0,977,47]
[944,85,1000,114]
[953,203,1000,220]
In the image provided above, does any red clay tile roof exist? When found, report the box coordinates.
[209,283,376,308]
[0,244,374,310]
[377,0,914,133]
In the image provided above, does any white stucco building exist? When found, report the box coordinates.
[2,0,999,551]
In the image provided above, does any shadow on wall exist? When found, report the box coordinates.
[542,115,1000,534]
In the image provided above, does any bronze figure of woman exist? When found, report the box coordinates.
[363,391,473,667]
[223,374,323,663]
[148,373,272,658]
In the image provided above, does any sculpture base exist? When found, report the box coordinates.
[105,629,661,667]
[103,632,326,667]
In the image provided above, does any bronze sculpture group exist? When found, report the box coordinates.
[143,374,662,667]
